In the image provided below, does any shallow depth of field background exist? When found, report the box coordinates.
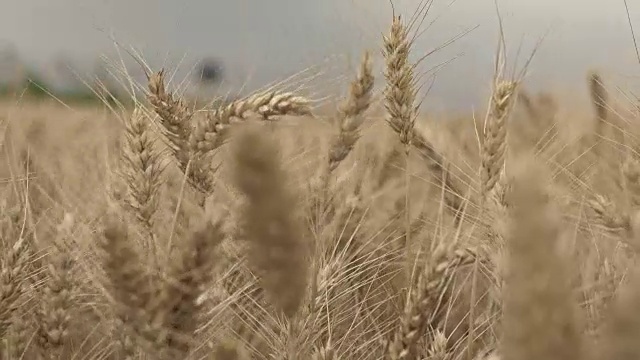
[1,0,640,111]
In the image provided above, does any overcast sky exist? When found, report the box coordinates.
[1,0,639,110]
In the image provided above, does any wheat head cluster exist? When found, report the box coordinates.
[1,6,640,360]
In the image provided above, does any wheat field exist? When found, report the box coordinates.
[1,4,640,360]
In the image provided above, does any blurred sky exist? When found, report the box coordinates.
[1,0,640,111]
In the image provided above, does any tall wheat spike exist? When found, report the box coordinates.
[382,13,418,268]
[481,81,516,204]
[147,70,193,174]
[118,107,164,258]
[381,14,463,224]
[383,15,417,148]
[311,50,375,239]
[119,107,164,227]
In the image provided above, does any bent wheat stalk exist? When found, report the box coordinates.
[190,91,312,155]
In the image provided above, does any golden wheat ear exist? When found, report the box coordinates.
[116,106,164,261]
[0,237,31,340]
[328,50,375,172]
[147,69,194,175]
[481,81,516,205]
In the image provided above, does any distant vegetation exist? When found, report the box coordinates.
[0,72,121,106]
[0,64,227,108]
